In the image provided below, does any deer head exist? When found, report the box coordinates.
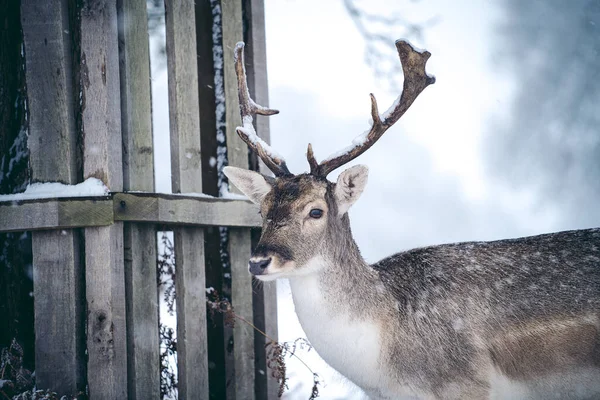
[224,40,434,281]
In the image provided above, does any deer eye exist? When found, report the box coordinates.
[309,209,323,219]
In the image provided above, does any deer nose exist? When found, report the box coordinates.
[249,258,271,275]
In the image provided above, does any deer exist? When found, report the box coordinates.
[223,40,600,400]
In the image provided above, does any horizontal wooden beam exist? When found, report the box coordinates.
[113,193,260,227]
[0,197,113,232]
[0,193,261,232]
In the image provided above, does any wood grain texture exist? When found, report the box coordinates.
[20,0,85,394]
[165,1,209,398]
[114,193,261,227]
[117,0,159,397]
[0,197,112,232]
[79,1,127,398]
[118,0,154,191]
[21,0,78,184]
[85,223,127,399]
[244,0,274,177]
[165,0,202,194]
[0,194,261,232]
[174,226,209,400]
[243,1,279,397]
[194,1,229,397]
[221,0,245,172]
[229,228,256,399]
[222,1,255,397]
[32,231,85,395]
[123,223,159,400]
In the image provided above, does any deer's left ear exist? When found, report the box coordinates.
[334,165,368,216]
[223,166,272,204]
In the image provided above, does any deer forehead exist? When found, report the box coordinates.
[263,176,329,215]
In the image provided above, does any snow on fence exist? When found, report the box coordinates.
[0,0,277,398]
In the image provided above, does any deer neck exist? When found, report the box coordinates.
[288,214,381,320]
[287,215,391,393]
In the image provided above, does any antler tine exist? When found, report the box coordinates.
[234,42,291,176]
[313,40,435,177]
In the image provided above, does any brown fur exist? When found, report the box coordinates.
[227,168,600,399]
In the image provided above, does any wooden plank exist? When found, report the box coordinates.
[164,1,209,398]
[194,0,228,397]
[117,0,159,398]
[173,226,207,398]
[165,0,202,195]
[21,0,78,184]
[0,197,113,232]
[31,232,85,394]
[79,1,127,398]
[118,0,155,190]
[114,193,261,227]
[243,1,279,397]
[221,0,246,173]
[0,194,261,232]
[244,0,273,176]
[20,0,85,395]
[229,228,255,398]
[221,1,255,398]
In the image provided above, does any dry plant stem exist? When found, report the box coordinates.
[232,312,318,376]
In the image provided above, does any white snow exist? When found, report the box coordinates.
[321,128,372,163]
[131,190,249,201]
[381,94,402,120]
[399,38,426,54]
[0,127,28,190]
[221,191,249,201]
[238,115,285,160]
[0,178,109,201]
[211,0,229,198]
[172,192,214,199]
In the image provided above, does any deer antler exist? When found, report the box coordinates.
[234,42,291,177]
[308,40,435,177]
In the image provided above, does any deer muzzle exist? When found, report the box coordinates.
[248,257,271,275]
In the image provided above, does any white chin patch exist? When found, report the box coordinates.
[254,273,280,282]
[253,260,296,281]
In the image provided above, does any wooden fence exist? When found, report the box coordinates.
[0,0,277,398]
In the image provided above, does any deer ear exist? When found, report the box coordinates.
[334,165,368,216]
[223,166,272,204]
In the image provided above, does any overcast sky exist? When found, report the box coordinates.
[149,1,599,398]
[263,1,599,398]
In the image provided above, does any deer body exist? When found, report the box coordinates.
[288,210,600,399]
[226,40,600,399]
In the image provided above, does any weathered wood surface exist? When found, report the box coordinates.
[117,0,159,398]
[0,197,113,232]
[229,228,255,399]
[0,194,260,232]
[165,0,202,195]
[79,1,127,398]
[31,231,85,395]
[118,0,154,191]
[222,0,256,397]
[114,193,260,227]
[244,0,279,397]
[20,0,85,394]
[165,0,209,398]
[194,0,230,396]
[21,0,78,184]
